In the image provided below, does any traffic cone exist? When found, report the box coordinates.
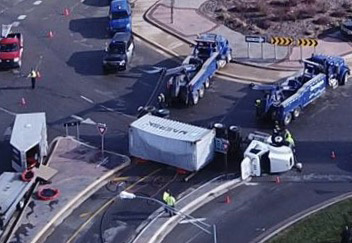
[331,151,336,159]
[20,97,26,106]
[275,176,281,184]
[48,30,54,38]
[225,195,231,204]
[63,8,70,16]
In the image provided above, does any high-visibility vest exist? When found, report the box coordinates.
[165,195,176,207]
[163,191,170,202]
[285,130,295,147]
[30,70,37,78]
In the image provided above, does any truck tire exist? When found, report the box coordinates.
[339,73,349,86]
[191,91,199,105]
[204,78,210,89]
[199,86,205,98]
[293,107,301,119]
[283,113,292,126]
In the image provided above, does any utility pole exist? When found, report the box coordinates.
[170,0,175,24]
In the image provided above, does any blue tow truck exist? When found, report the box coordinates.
[108,0,132,34]
[150,33,232,106]
[253,54,350,126]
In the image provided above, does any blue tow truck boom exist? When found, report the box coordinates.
[253,54,350,126]
[151,33,232,106]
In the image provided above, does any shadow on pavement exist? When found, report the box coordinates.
[69,17,110,39]
[67,50,105,75]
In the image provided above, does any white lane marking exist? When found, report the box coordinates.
[11,21,20,27]
[33,0,42,5]
[179,218,207,225]
[81,118,96,125]
[244,182,259,186]
[100,105,114,112]
[80,95,95,104]
[17,15,27,20]
[0,107,17,116]
[71,115,84,121]
[168,41,184,50]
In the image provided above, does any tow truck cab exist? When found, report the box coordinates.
[103,31,134,72]
[108,0,132,34]
[0,33,23,68]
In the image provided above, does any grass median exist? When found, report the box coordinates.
[269,198,352,243]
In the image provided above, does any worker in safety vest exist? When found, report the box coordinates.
[284,128,295,148]
[28,68,37,89]
[163,189,170,203]
[165,194,176,217]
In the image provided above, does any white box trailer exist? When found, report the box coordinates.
[129,114,215,171]
[10,113,48,172]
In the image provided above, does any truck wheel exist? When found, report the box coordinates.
[340,73,349,86]
[283,113,292,126]
[199,86,205,98]
[293,107,301,119]
[191,91,199,105]
[204,78,210,89]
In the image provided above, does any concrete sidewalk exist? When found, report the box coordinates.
[132,0,352,83]
[132,175,245,243]
[10,136,130,243]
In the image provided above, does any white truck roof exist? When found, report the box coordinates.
[0,172,30,214]
[130,114,212,142]
[10,112,46,152]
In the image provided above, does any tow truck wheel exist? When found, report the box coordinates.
[191,91,199,105]
[199,86,205,98]
[283,113,292,126]
[204,78,210,89]
[293,107,301,119]
[340,73,349,86]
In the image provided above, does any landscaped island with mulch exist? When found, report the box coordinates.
[200,0,352,38]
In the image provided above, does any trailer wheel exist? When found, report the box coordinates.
[199,86,205,98]
[283,113,292,126]
[191,91,199,105]
[293,107,301,119]
[204,78,210,89]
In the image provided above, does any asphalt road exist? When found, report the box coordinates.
[163,181,352,243]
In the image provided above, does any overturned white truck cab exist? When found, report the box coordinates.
[241,132,297,180]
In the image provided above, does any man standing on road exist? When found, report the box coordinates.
[28,68,37,89]
[163,189,176,217]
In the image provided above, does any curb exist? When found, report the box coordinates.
[252,192,352,243]
[133,176,245,243]
[30,137,131,243]
[144,3,301,73]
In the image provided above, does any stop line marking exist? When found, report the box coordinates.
[179,218,207,224]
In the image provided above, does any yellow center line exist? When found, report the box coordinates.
[66,168,162,243]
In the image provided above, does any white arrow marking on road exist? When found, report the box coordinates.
[179,218,207,225]
[33,0,42,5]
[80,95,95,104]
[17,15,27,20]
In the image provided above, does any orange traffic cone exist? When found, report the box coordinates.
[63,8,70,16]
[225,195,231,204]
[48,31,54,38]
[275,176,281,184]
[331,151,336,159]
[20,97,26,106]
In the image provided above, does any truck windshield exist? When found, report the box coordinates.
[0,43,19,52]
[111,10,129,19]
[109,42,125,54]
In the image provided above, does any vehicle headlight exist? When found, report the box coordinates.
[126,23,131,30]
[13,57,19,62]
[103,60,107,64]
[120,60,126,65]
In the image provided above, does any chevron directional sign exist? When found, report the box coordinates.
[297,38,318,47]
[270,36,294,46]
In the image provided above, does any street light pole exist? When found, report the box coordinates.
[119,191,217,242]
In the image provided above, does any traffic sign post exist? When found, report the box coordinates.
[97,123,107,159]
[63,121,81,139]
[245,36,266,59]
